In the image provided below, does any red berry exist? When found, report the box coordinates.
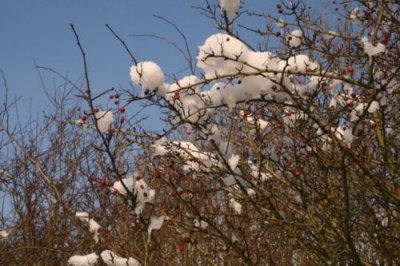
[276,4,282,9]
[154,171,162,179]
[119,107,125,113]
[178,245,185,252]
[174,91,180,100]
[294,170,301,177]
[346,101,354,108]
[99,178,107,187]
[186,131,191,135]
[369,120,377,128]
[135,175,141,181]
[80,115,87,121]
[140,184,144,190]
[93,107,99,113]
[278,9,283,13]
[114,100,119,105]
[120,117,125,123]
[163,207,169,214]
[276,123,284,129]
[383,32,391,39]
[109,95,114,100]
[347,66,354,73]
[181,236,191,243]
[114,93,120,99]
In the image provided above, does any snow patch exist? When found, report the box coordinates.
[220,0,240,21]
[100,250,141,266]
[147,215,166,242]
[130,61,165,95]
[95,111,114,133]
[68,253,99,266]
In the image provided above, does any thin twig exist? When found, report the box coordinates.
[106,24,138,65]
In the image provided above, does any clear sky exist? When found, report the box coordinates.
[0,0,323,128]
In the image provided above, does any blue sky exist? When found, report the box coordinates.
[0,0,323,128]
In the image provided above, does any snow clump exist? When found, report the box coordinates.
[220,0,240,21]
[68,253,99,266]
[286,30,302,48]
[147,215,166,242]
[130,61,165,95]
[361,37,385,64]
[197,33,250,78]
[95,111,114,133]
[100,250,141,266]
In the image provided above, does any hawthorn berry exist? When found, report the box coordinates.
[181,236,191,243]
[99,178,107,187]
[80,115,87,122]
[346,101,354,108]
[347,66,354,73]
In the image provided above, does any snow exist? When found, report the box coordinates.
[110,175,153,215]
[287,30,302,48]
[197,33,249,79]
[75,118,89,131]
[194,219,209,229]
[229,198,242,214]
[68,253,99,266]
[130,61,165,95]
[147,215,166,242]
[112,176,135,195]
[76,212,89,222]
[249,161,271,182]
[368,101,380,113]
[75,212,101,243]
[243,111,269,130]
[220,0,240,21]
[100,250,141,266]
[279,55,318,73]
[95,111,114,133]
[350,8,361,21]
[245,51,271,70]
[246,188,256,196]
[228,154,240,170]
[88,219,101,243]
[335,126,354,146]
[134,179,152,215]
[202,83,225,106]
[362,37,385,64]
[276,19,286,28]
[165,75,208,123]
[350,103,366,122]
[0,229,8,238]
